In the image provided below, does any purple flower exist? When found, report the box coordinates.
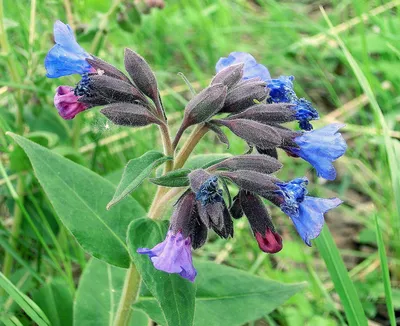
[45,20,92,78]
[275,177,342,246]
[54,86,88,120]
[255,229,283,253]
[216,52,271,82]
[287,123,347,180]
[137,230,197,282]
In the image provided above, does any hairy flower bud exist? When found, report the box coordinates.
[100,103,162,127]
[124,48,159,104]
[86,56,132,83]
[227,103,297,125]
[210,63,244,89]
[210,154,282,174]
[221,79,268,113]
[215,118,282,150]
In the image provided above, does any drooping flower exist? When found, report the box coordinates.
[216,52,271,82]
[54,86,89,120]
[286,123,347,180]
[45,20,92,78]
[274,177,342,246]
[195,176,223,206]
[238,190,283,253]
[137,230,197,282]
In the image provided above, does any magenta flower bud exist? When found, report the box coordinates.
[54,86,88,120]
[255,229,283,253]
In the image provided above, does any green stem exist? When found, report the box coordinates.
[113,263,141,326]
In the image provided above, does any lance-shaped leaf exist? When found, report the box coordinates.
[215,118,282,149]
[89,74,148,104]
[209,154,282,174]
[150,168,191,187]
[205,121,229,148]
[219,170,279,197]
[124,48,159,104]
[210,63,244,89]
[107,151,172,209]
[101,103,162,127]
[228,103,297,124]
[87,56,131,83]
[222,79,268,113]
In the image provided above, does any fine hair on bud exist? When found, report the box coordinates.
[210,63,244,89]
[228,103,297,124]
[209,154,282,174]
[86,56,132,83]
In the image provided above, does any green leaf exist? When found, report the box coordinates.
[7,133,146,268]
[150,168,191,187]
[127,218,196,326]
[0,272,50,326]
[74,258,148,326]
[31,279,73,326]
[184,154,230,170]
[135,260,305,326]
[107,151,172,210]
[315,225,368,326]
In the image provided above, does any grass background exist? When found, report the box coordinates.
[1,0,400,325]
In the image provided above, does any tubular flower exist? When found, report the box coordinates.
[137,230,197,282]
[45,20,92,78]
[267,76,296,103]
[274,177,342,246]
[285,123,347,180]
[54,86,89,120]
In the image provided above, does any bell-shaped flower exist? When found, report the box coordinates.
[137,230,197,282]
[275,177,342,246]
[45,20,92,78]
[54,86,88,120]
[216,52,271,82]
[287,123,347,180]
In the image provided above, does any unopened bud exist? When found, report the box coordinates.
[210,63,244,89]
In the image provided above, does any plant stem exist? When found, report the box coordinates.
[149,188,184,220]
[173,124,208,169]
[159,123,174,172]
[113,263,141,326]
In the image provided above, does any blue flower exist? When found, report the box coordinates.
[45,20,92,78]
[195,176,223,206]
[137,230,197,282]
[267,76,296,103]
[288,123,347,180]
[216,52,271,82]
[275,177,342,246]
[293,98,319,131]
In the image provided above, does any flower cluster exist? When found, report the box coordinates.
[45,23,347,282]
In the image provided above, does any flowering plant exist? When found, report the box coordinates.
[10,21,347,326]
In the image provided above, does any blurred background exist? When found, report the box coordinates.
[1,0,400,325]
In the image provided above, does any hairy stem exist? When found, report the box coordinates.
[173,124,209,169]
[113,263,141,326]
[149,188,185,220]
[159,123,174,172]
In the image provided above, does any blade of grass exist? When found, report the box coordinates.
[314,225,367,326]
[374,215,396,326]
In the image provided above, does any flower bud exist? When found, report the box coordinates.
[86,56,132,83]
[221,79,268,113]
[100,103,162,127]
[124,48,160,105]
[210,63,244,89]
[54,86,88,120]
[210,154,282,174]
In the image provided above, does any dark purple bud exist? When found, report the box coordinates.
[206,121,230,148]
[190,212,208,250]
[170,192,197,237]
[183,83,228,127]
[230,194,243,219]
[210,154,282,174]
[220,170,279,198]
[212,203,233,239]
[215,118,282,150]
[221,79,268,113]
[227,103,297,124]
[88,74,149,105]
[189,169,212,193]
[210,63,244,89]
[86,56,131,83]
[100,103,162,127]
[239,191,282,253]
[124,48,159,104]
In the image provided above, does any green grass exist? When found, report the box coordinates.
[1,0,400,325]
